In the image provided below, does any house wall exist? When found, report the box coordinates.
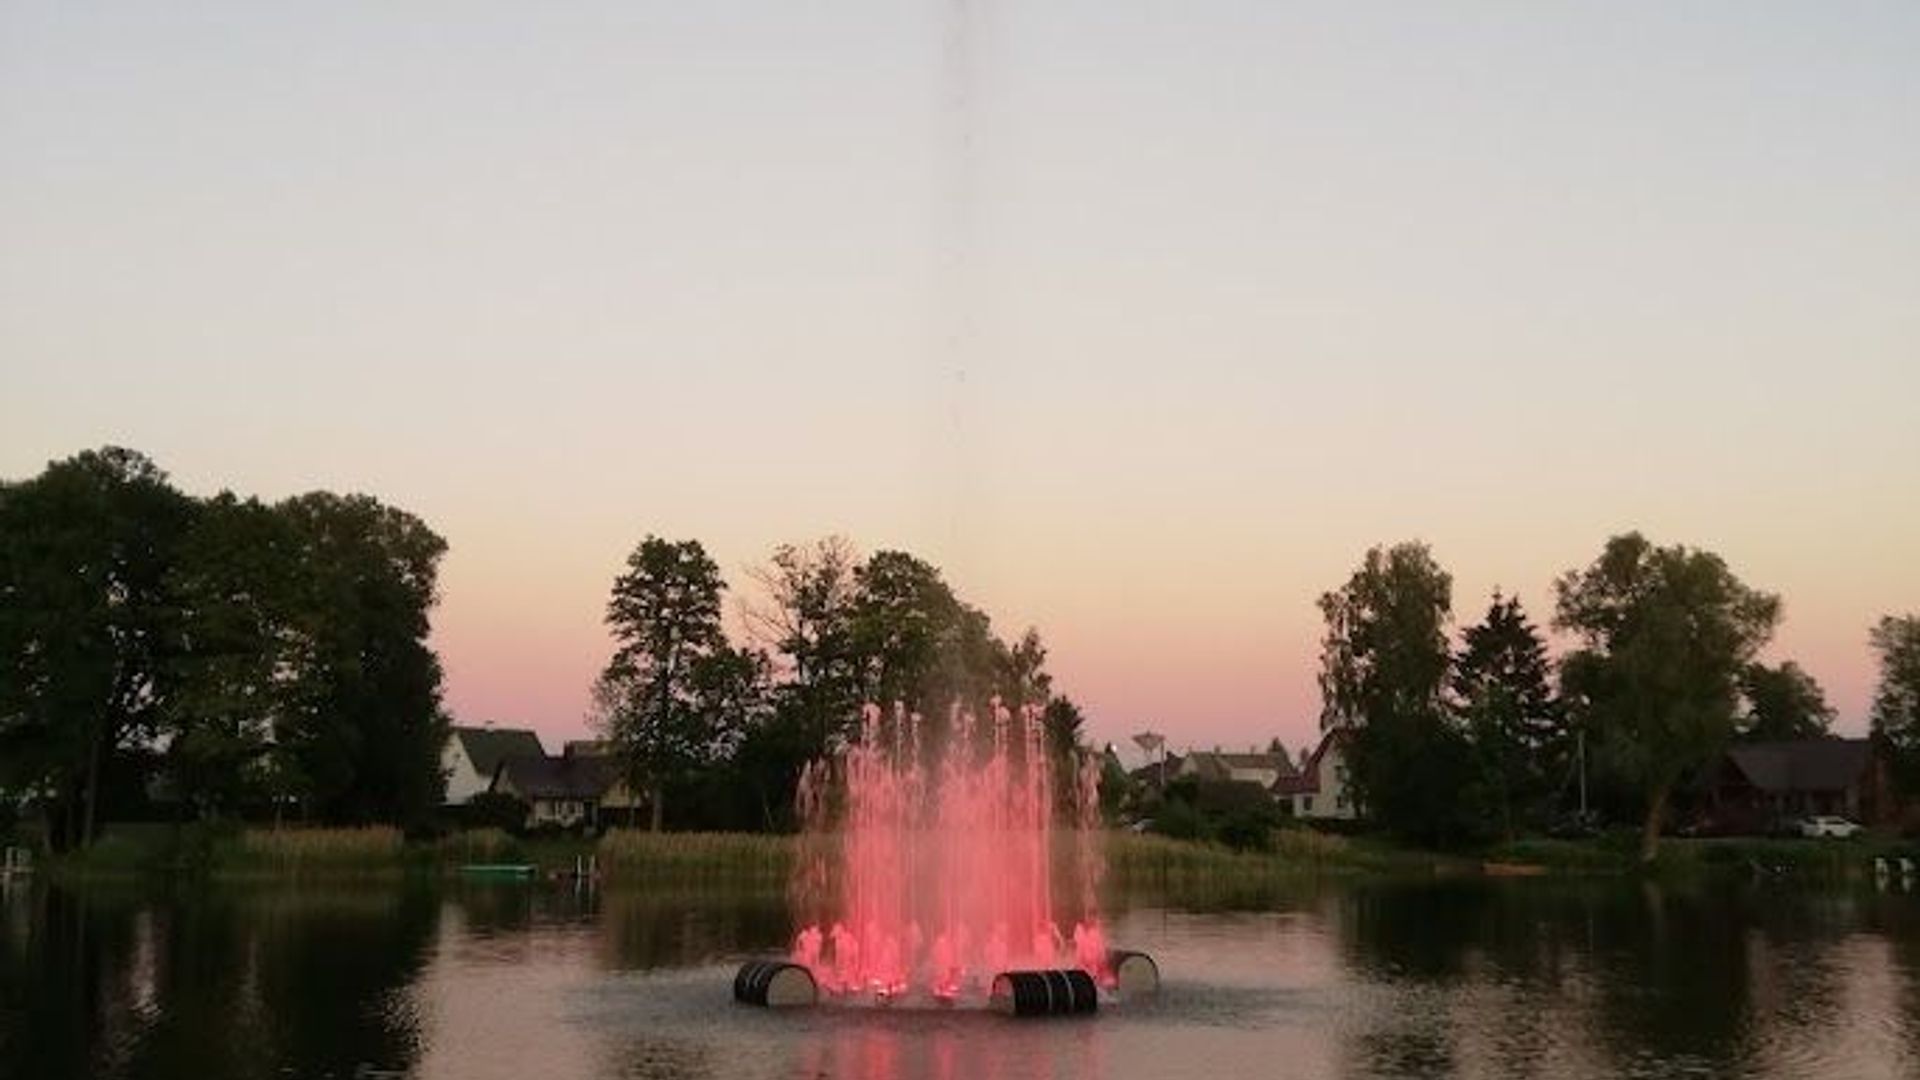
[1293,742,1358,820]
[530,797,595,828]
[441,741,488,805]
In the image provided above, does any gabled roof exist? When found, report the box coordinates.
[1184,750,1298,782]
[1724,738,1871,794]
[1129,753,1183,786]
[495,754,615,801]
[452,726,546,776]
[1281,727,1354,796]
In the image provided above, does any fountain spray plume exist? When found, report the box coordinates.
[791,698,1111,1003]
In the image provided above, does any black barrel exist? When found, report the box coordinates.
[989,969,1098,1017]
[732,960,818,1007]
[1107,950,1160,996]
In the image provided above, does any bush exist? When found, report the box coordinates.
[1150,799,1205,841]
[465,792,530,834]
[1217,810,1274,853]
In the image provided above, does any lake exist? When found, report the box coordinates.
[3,873,1917,1080]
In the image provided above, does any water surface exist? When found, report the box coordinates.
[3,874,1917,1079]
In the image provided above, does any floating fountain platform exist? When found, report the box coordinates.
[731,950,1158,1017]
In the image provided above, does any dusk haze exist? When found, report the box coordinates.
[4,5,1920,1079]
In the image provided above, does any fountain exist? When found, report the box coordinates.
[733,699,1155,1014]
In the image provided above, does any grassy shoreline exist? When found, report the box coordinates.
[23,823,1919,885]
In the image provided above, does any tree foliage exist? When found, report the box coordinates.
[595,536,764,830]
[1452,592,1563,840]
[0,449,451,844]
[1870,614,1920,792]
[0,448,192,849]
[1554,533,1779,861]
[1317,541,1478,846]
[1737,660,1833,742]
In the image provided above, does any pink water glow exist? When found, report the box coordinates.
[790,700,1110,1004]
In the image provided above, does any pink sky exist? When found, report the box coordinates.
[3,4,1916,759]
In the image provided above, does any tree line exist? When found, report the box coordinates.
[1318,535,1920,859]
[0,449,449,850]
[590,534,1086,831]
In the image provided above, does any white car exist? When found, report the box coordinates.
[1799,815,1863,839]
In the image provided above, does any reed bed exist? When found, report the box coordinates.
[435,827,524,866]
[222,826,408,878]
[596,829,794,886]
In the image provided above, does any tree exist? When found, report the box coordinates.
[1738,661,1833,742]
[847,550,1016,720]
[595,536,757,830]
[1317,542,1477,846]
[746,536,862,758]
[0,448,193,850]
[266,493,450,826]
[1869,615,1920,792]
[1452,592,1563,841]
[1554,533,1779,862]
[163,493,303,819]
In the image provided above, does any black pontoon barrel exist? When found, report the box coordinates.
[1107,950,1160,995]
[989,969,1098,1017]
[732,960,818,1007]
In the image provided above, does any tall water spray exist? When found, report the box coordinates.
[789,700,1110,1003]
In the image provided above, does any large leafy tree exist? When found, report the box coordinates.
[1452,592,1564,840]
[1737,661,1834,742]
[847,550,1016,719]
[272,492,450,825]
[1869,615,1920,792]
[163,493,304,819]
[747,536,863,758]
[596,536,759,830]
[0,448,194,850]
[1317,541,1477,846]
[1555,533,1779,862]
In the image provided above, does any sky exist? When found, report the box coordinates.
[3,2,1916,760]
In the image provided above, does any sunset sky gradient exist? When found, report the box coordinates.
[4,3,1916,757]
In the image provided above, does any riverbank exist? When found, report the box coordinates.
[23,823,1919,886]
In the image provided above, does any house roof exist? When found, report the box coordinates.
[1184,750,1298,782]
[1129,753,1183,786]
[1724,738,1871,794]
[452,726,545,775]
[495,754,616,800]
[1280,727,1354,797]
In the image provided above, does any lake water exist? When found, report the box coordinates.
[3,874,1918,1080]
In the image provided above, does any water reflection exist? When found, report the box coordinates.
[1,875,1916,1080]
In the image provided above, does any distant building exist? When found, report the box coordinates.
[1129,752,1184,793]
[1693,736,1899,832]
[1175,748,1297,790]
[442,726,545,805]
[1278,728,1358,821]
[491,754,615,829]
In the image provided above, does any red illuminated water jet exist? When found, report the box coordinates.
[788,700,1111,1004]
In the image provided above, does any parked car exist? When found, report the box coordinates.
[1798,815,1863,839]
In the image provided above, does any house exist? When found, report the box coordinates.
[443,726,545,805]
[1128,752,1184,793]
[1693,736,1898,832]
[556,740,646,826]
[1279,727,1359,820]
[1176,748,1298,790]
[491,753,617,830]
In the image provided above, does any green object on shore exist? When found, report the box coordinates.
[458,863,537,879]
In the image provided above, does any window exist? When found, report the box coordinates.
[1302,796,1315,813]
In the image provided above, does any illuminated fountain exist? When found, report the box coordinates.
[783,699,1115,1007]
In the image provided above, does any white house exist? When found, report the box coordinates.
[442,726,545,805]
[1280,727,1359,820]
